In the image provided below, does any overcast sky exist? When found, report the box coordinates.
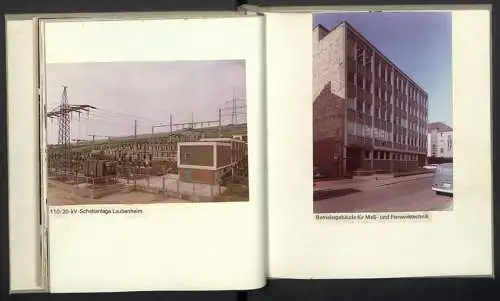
[45,60,246,145]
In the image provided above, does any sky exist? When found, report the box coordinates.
[45,60,246,145]
[314,12,452,127]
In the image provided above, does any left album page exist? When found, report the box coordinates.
[6,16,47,293]
[40,15,266,293]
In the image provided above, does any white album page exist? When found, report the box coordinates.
[7,17,45,293]
[265,9,492,279]
[41,15,266,292]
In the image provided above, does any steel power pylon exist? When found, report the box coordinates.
[223,97,246,125]
[47,86,96,179]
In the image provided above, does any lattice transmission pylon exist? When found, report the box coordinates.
[47,86,96,179]
[223,96,246,125]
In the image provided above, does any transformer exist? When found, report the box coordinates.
[82,159,118,178]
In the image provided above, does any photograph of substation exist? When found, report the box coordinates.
[46,60,249,205]
[312,12,453,213]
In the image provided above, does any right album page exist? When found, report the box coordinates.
[264,7,493,278]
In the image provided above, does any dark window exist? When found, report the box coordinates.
[348,68,356,84]
[366,78,372,92]
[365,150,371,159]
[364,49,372,67]
[355,45,364,63]
[356,75,363,87]
[365,102,371,114]
[346,36,356,59]
[356,100,363,112]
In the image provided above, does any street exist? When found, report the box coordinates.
[313,176,453,213]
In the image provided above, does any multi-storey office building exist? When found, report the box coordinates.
[313,21,429,178]
[427,122,453,160]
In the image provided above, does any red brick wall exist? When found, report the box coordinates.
[179,168,215,185]
[417,154,426,166]
[373,160,391,171]
[313,83,345,143]
[231,141,247,163]
[216,145,232,167]
[392,159,418,170]
[313,82,345,179]
[314,139,342,178]
[407,160,418,168]
[361,159,371,170]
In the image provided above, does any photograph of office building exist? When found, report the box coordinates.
[312,12,453,213]
[46,60,249,205]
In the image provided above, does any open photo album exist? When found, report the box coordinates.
[6,5,493,294]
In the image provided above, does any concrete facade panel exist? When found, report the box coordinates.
[313,24,346,100]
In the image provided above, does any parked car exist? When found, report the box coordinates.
[432,163,453,195]
[313,165,326,179]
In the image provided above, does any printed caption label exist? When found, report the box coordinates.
[49,207,144,215]
[315,212,431,222]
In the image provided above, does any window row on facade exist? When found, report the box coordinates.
[345,29,428,136]
[345,92,427,135]
[346,31,428,106]
[346,109,427,148]
[346,120,427,148]
[364,150,420,161]
[345,70,427,126]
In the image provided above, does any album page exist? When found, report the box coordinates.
[40,14,266,292]
[6,16,47,293]
[264,8,493,279]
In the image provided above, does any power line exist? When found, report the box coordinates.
[46,86,96,179]
[223,97,246,125]
[95,108,165,124]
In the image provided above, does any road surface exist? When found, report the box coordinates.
[313,176,452,213]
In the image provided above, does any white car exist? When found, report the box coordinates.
[423,164,438,170]
[432,163,453,195]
